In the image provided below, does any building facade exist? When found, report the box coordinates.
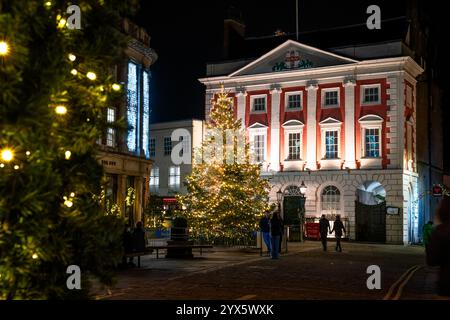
[97,19,157,226]
[149,119,204,208]
[200,40,423,244]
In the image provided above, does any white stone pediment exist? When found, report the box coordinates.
[358,114,383,123]
[319,117,342,126]
[229,40,357,77]
[282,119,304,128]
[248,122,268,129]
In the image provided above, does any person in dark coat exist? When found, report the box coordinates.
[121,223,133,268]
[132,221,146,252]
[426,195,450,296]
[319,214,331,251]
[331,215,346,252]
[270,211,283,259]
[259,211,271,256]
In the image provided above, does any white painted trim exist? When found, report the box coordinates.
[250,94,267,114]
[360,83,382,105]
[285,91,303,111]
[321,87,340,109]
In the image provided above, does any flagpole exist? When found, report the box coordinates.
[296,0,299,40]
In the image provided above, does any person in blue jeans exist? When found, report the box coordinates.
[259,211,271,256]
[270,211,283,259]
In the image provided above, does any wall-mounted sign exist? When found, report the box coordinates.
[272,50,313,72]
[386,206,400,215]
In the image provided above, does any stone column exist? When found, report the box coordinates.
[236,87,247,129]
[343,78,357,169]
[270,86,281,171]
[306,81,318,170]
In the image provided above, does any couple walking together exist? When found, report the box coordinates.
[260,211,283,259]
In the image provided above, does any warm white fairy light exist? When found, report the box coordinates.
[86,72,96,80]
[55,105,67,115]
[0,41,9,56]
[65,150,71,160]
[68,53,76,62]
[71,69,78,76]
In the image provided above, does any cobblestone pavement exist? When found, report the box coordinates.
[96,241,442,300]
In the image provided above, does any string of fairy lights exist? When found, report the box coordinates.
[0,2,122,212]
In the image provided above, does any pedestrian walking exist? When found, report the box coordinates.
[270,211,283,259]
[426,195,450,296]
[422,221,433,247]
[331,215,346,252]
[319,214,331,251]
[259,211,272,256]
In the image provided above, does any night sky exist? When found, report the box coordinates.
[136,0,449,169]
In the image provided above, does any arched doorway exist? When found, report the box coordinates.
[283,185,304,225]
[355,181,386,242]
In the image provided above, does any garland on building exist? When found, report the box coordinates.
[178,87,271,242]
[0,0,138,299]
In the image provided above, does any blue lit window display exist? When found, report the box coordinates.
[143,70,150,158]
[365,128,380,157]
[127,62,139,152]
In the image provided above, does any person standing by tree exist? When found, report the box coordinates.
[319,215,331,251]
[259,211,271,256]
[331,215,346,252]
[270,211,283,259]
[426,195,450,297]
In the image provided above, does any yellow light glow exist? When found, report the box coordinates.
[112,83,121,91]
[55,105,67,115]
[45,1,52,7]
[26,151,31,156]
[86,72,97,81]
[58,18,67,29]
[64,200,73,208]
[68,53,76,62]
[1,149,13,162]
[0,41,9,56]
[71,69,78,76]
[70,192,75,197]
[32,253,38,260]
[0,164,4,168]
[13,165,19,170]
[65,150,71,160]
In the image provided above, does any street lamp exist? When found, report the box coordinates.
[276,188,283,211]
[299,181,307,242]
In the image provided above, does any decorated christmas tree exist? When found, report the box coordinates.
[0,0,137,299]
[178,88,271,243]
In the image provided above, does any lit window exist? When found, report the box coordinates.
[321,186,341,211]
[363,87,380,104]
[287,94,302,110]
[143,70,150,158]
[288,132,301,160]
[149,167,159,193]
[364,128,380,157]
[253,134,265,163]
[106,107,116,147]
[324,90,338,107]
[164,137,172,156]
[324,130,339,159]
[168,166,180,190]
[252,97,266,112]
[127,62,139,152]
[149,137,156,158]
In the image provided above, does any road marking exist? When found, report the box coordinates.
[236,294,257,300]
[383,265,422,300]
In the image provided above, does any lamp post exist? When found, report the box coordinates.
[299,181,307,242]
[276,188,283,212]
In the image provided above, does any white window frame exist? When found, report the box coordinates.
[285,91,303,111]
[168,166,181,190]
[149,167,159,193]
[163,136,172,156]
[248,125,267,164]
[149,137,156,158]
[282,120,304,161]
[361,84,381,105]
[321,88,340,108]
[358,115,383,159]
[251,94,267,113]
[106,107,116,147]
